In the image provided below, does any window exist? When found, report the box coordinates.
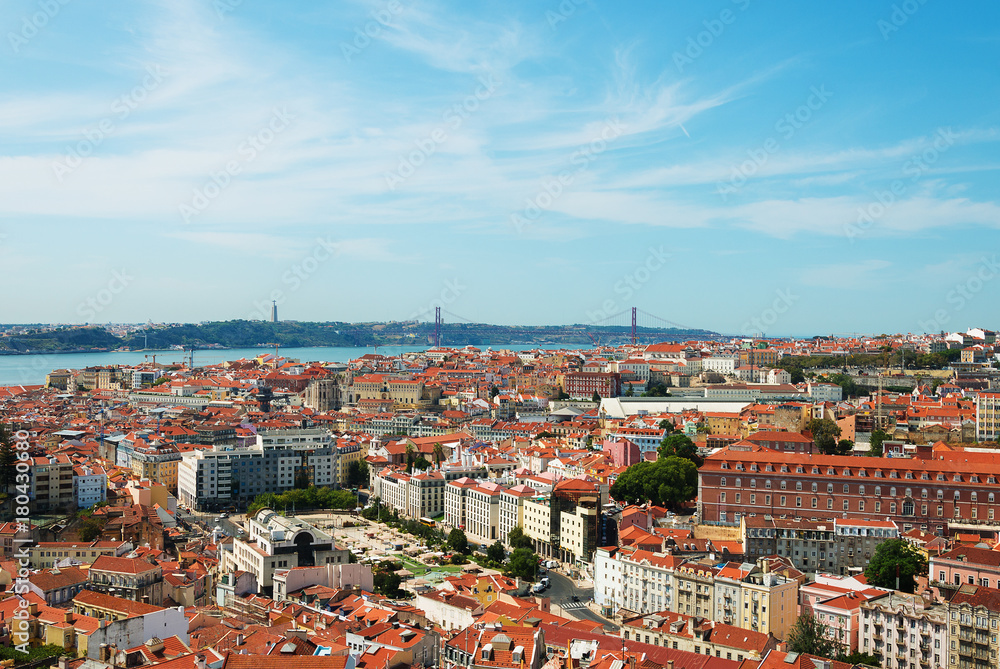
[796,482,803,491]
[859,500,865,511]
[721,477,727,487]
[875,486,882,496]
[780,481,787,490]
[796,497,802,507]
[828,498,834,509]
[843,484,849,493]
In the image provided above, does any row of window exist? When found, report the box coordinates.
[719,478,993,501]
[717,462,994,484]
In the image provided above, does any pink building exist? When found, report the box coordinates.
[602,436,640,468]
[930,546,1000,588]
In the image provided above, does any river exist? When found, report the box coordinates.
[0,343,563,387]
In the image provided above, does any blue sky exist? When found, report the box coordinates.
[1,0,999,336]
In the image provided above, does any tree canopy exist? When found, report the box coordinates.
[868,429,887,456]
[864,538,928,593]
[507,526,534,550]
[807,418,843,455]
[505,547,539,580]
[657,432,702,466]
[609,456,697,510]
[486,541,506,565]
[248,486,357,516]
[786,613,836,659]
[447,528,470,554]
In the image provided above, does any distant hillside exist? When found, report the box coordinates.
[125,320,720,349]
[0,320,722,354]
[0,326,121,353]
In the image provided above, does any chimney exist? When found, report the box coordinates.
[59,657,70,669]
[195,655,207,669]
[668,662,674,669]
[64,611,73,624]
[236,634,244,646]
[29,602,38,616]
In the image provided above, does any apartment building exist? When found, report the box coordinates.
[931,547,1000,589]
[31,453,75,512]
[29,540,132,569]
[699,446,1000,535]
[594,548,798,640]
[621,610,777,661]
[499,484,535,544]
[373,468,446,520]
[742,515,899,575]
[859,591,947,669]
[945,584,1000,669]
[563,372,622,399]
[975,391,1000,442]
[88,555,164,605]
[130,442,182,493]
[73,464,108,508]
[178,429,337,510]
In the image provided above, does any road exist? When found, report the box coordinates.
[546,570,619,632]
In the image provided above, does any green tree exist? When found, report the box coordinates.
[450,553,468,565]
[490,385,499,398]
[609,456,698,510]
[505,547,539,580]
[413,456,431,471]
[657,432,702,466]
[591,391,601,402]
[346,459,370,488]
[869,429,887,456]
[864,539,928,593]
[642,382,671,397]
[404,442,415,473]
[507,526,534,550]
[432,443,445,470]
[373,569,402,597]
[837,651,881,666]
[836,439,855,456]
[486,541,506,565]
[448,528,470,554]
[78,516,105,542]
[625,386,634,397]
[807,418,842,455]
[786,613,836,658]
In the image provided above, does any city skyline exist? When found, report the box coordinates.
[1,1,999,334]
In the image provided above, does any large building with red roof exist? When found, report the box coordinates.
[698,445,1000,537]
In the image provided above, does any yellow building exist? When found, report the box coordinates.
[130,444,181,493]
[738,564,799,639]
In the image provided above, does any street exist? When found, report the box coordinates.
[546,570,619,632]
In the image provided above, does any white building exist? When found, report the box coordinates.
[859,591,947,669]
[73,465,107,508]
[220,509,350,592]
[702,357,737,375]
[808,383,844,402]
